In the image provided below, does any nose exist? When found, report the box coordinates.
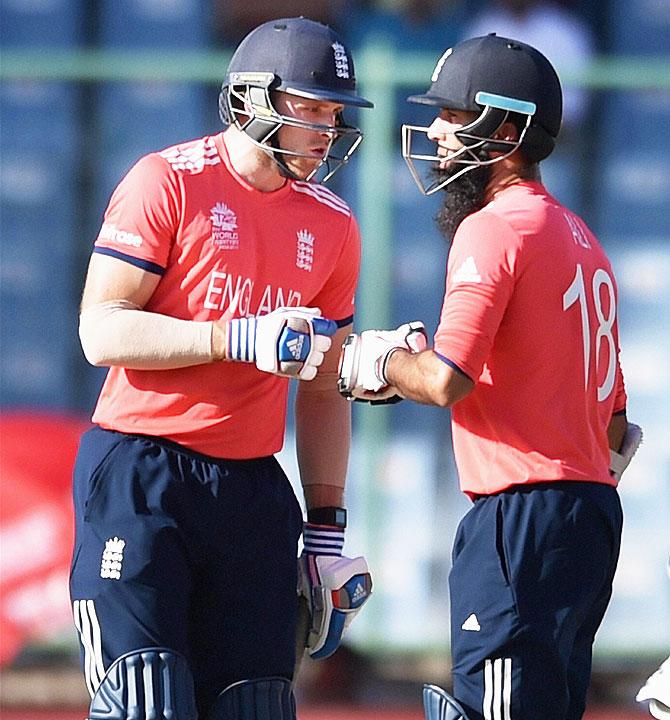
[427,116,447,142]
[320,119,338,140]
[325,111,340,129]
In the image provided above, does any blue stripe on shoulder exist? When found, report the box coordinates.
[334,314,354,328]
[434,352,473,382]
[94,247,165,276]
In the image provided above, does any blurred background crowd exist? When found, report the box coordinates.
[1,0,669,716]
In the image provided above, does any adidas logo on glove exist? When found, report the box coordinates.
[287,336,305,360]
[351,581,368,605]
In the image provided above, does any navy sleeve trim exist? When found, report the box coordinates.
[94,247,165,276]
[334,314,354,329]
[612,408,627,416]
[434,352,473,382]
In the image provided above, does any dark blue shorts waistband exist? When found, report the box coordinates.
[471,480,618,503]
[89,425,274,468]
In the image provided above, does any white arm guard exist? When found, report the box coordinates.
[337,321,427,402]
[79,300,214,369]
[226,307,337,380]
[609,422,643,482]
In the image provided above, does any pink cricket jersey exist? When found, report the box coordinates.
[91,133,360,458]
[434,181,626,496]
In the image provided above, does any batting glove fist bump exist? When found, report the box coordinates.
[298,522,372,659]
[225,307,337,380]
[338,321,427,402]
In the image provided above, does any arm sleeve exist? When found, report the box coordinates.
[434,211,519,380]
[309,214,361,327]
[94,153,180,271]
[79,300,214,369]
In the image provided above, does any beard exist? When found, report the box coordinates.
[432,163,491,243]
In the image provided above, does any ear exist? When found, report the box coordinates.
[495,120,519,143]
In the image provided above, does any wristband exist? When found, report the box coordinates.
[302,523,345,556]
[307,506,347,528]
[226,317,257,362]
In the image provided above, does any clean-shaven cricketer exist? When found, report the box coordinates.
[70,17,372,720]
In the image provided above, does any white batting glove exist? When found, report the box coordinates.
[337,321,427,402]
[609,422,643,482]
[226,307,337,380]
[298,523,372,659]
[636,656,670,720]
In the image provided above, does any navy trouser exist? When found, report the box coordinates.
[449,481,622,720]
[69,427,303,716]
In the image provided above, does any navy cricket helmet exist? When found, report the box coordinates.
[219,17,373,183]
[402,34,563,195]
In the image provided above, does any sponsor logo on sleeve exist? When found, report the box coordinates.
[452,255,482,284]
[99,223,142,248]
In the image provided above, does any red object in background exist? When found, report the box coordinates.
[0,411,90,666]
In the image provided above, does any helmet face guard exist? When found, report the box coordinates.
[402,91,536,195]
[219,18,373,185]
[402,34,561,195]
[219,71,363,184]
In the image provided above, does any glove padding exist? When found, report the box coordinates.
[298,553,372,659]
[337,321,427,403]
[227,307,337,380]
[636,656,670,720]
[609,422,643,482]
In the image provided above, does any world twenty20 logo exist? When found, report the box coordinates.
[210,202,239,250]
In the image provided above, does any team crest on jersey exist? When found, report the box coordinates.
[210,202,239,250]
[100,536,125,580]
[296,229,315,271]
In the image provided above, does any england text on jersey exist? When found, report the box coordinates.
[90,133,361,458]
